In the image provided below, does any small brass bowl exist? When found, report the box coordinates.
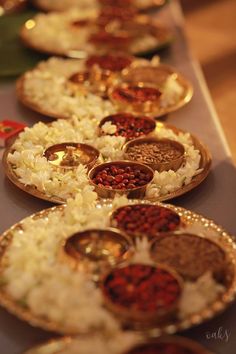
[101,263,183,327]
[44,142,100,170]
[108,83,162,116]
[98,113,156,140]
[88,160,154,199]
[62,228,132,269]
[123,137,185,172]
[150,233,230,284]
[121,64,174,88]
[125,335,214,354]
[110,203,182,239]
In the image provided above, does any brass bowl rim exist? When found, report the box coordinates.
[100,261,184,321]
[123,136,186,168]
[109,203,182,237]
[43,142,100,170]
[62,226,133,262]
[88,160,154,193]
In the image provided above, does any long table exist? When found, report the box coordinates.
[0,1,236,353]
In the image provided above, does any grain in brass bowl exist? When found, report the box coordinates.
[124,336,214,354]
[121,64,174,87]
[88,160,154,198]
[62,228,132,269]
[110,204,182,240]
[108,83,162,116]
[101,263,183,327]
[123,137,185,172]
[44,142,100,170]
[98,113,156,140]
[150,233,231,284]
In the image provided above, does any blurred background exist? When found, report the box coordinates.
[181,0,236,163]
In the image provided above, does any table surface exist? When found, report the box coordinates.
[0,1,236,353]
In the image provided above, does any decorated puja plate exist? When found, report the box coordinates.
[20,11,173,57]
[24,334,213,354]
[33,0,168,13]
[0,197,235,336]
[16,56,193,119]
[3,121,211,204]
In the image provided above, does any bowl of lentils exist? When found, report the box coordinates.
[88,161,154,198]
[123,137,185,172]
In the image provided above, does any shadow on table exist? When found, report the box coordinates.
[0,307,55,354]
[171,158,236,235]
[181,302,236,354]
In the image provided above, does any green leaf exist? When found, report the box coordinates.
[0,10,47,77]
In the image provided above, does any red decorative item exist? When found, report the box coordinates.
[0,120,26,147]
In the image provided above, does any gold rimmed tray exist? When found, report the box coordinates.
[20,14,173,58]
[24,335,213,354]
[0,200,235,336]
[33,0,168,13]
[2,122,212,204]
[16,64,193,121]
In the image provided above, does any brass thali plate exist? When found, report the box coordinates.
[0,200,235,336]
[20,14,173,58]
[24,335,213,354]
[16,66,193,120]
[2,122,212,204]
[33,0,168,13]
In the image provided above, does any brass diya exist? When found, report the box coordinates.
[68,65,117,98]
[44,142,100,170]
[62,228,132,267]
[88,160,154,199]
[123,137,185,172]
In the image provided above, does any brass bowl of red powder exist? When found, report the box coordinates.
[101,263,183,326]
[108,83,162,116]
[88,161,154,199]
[61,228,132,270]
[124,336,213,354]
[123,137,185,172]
[110,204,182,240]
[44,142,100,170]
[98,113,156,140]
